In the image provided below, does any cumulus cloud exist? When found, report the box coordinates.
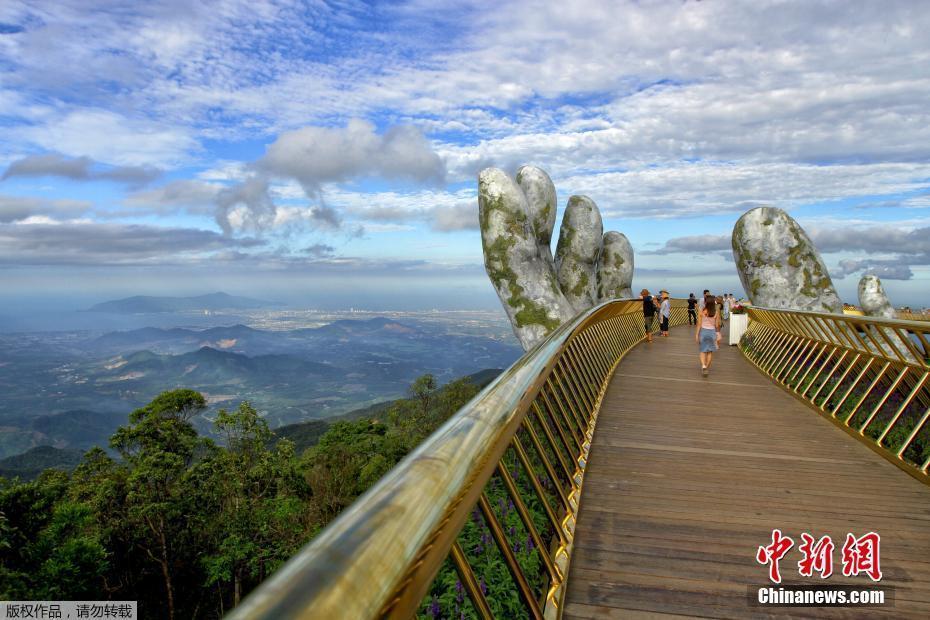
[215,120,446,235]
[3,153,160,185]
[259,119,445,191]
[214,177,277,236]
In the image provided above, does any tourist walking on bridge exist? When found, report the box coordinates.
[696,294,721,377]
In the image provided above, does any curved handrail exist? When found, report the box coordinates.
[742,306,930,483]
[747,305,929,368]
[229,298,688,619]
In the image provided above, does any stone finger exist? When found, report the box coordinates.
[555,195,603,314]
[732,206,842,313]
[478,167,574,351]
[597,231,634,300]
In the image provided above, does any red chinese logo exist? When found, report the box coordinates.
[757,530,882,582]
[841,532,882,582]
[798,533,834,579]
[756,529,794,584]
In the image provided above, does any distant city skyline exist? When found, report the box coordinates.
[2,1,929,311]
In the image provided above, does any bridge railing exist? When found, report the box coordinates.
[741,306,930,483]
[229,298,688,620]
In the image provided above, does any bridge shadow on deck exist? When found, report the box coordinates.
[564,322,930,619]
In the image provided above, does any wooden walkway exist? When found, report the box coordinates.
[564,322,930,619]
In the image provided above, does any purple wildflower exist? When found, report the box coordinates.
[455,580,463,594]
[480,578,488,595]
[430,597,441,618]
[509,525,516,538]
[508,498,515,512]
[513,541,522,553]
[527,536,535,551]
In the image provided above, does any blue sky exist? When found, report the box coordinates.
[1,0,929,311]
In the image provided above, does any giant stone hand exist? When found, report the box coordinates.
[479,166,634,351]
[732,206,842,313]
[858,275,895,319]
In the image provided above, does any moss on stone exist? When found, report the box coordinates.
[556,221,576,263]
[571,270,589,297]
[787,243,803,268]
[534,202,552,240]
[547,270,560,295]
[514,303,560,330]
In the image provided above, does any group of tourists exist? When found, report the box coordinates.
[639,288,671,343]
[640,289,738,378]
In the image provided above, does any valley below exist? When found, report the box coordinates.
[0,305,521,462]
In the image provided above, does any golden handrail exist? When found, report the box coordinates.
[741,306,930,484]
[228,298,689,619]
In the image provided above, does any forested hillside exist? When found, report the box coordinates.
[0,373,485,619]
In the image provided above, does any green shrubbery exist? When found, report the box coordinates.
[0,375,483,619]
[741,337,929,466]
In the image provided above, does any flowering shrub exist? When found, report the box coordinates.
[417,438,559,619]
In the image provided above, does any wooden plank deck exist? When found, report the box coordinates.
[564,322,930,619]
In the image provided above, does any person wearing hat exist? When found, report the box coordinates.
[640,288,656,342]
[659,290,671,337]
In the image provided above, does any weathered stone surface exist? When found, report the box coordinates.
[555,195,603,313]
[858,275,895,319]
[732,206,842,313]
[515,165,557,264]
[597,231,634,300]
[478,167,574,350]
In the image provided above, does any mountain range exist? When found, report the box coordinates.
[0,316,521,460]
[88,292,279,314]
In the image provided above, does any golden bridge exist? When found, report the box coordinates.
[229,300,930,619]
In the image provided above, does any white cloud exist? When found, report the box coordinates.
[0,194,91,223]
[259,119,445,191]
[15,108,199,168]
